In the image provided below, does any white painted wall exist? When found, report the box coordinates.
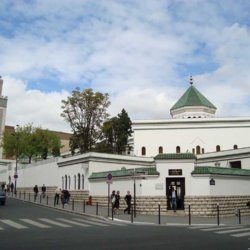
[1,151,250,198]
[133,118,250,157]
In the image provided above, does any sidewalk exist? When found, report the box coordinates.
[10,193,250,226]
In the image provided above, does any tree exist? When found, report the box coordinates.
[2,124,61,163]
[61,88,110,154]
[97,109,132,154]
[34,128,61,160]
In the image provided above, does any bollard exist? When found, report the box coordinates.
[72,199,74,211]
[46,195,49,205]
[217,203,220,226]
[96,202,99,216]
[112,205,114,220]
[238,209,241,224]
[83,200,86,213]
[131,202,134,223]
[158,203,161,224]
[189,204,191,225]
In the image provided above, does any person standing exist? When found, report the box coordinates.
[54,187,61,205]
[170,186,177,212]
[10,182,14,194]
[41,184,46,198]
[114,190,121,214]
[124,191,132,214]
[33,185,38,201]
[110,190,116,214]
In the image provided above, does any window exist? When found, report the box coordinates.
[202,148,205,154]
[159,146,163,154]
[74,175,76,190]
[230,161,241,169]
[62,176,64,189]
[192,148,195,154]
[68,176,71,190]
[78,173,81,190]
[65,175,67,190]
[233,145,238,149]
[176,146,181,153]
[141,147,146,156]
[82,174,84,189]
[216,145,221,152]
[196,145,201,155]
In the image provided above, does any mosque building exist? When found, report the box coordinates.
[0,76,250,216]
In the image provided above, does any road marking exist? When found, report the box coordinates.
[73,218,109,227]
[57,218,91,227]
[39,218,72,228]
[20,219,51,228]
[232,231,250,237]
[216,228,250,234]
[0,219,28,229]
[201,226,244,231]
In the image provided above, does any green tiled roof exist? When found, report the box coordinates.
[192,166,250,176]
[89,167,159,180]
[170,85,216,110]
[155,153,196,160]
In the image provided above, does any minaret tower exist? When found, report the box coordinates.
[0,77,8,158]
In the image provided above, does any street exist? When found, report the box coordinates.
[0,199,249,250]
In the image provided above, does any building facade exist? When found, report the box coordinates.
[0,77,250,216]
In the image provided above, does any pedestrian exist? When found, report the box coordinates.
[110,190,116,214]
[114,190,120,214]
[170,186,177,212]
[1,183,5,191]
[33,184,38,201]
[10,182,14,193]
[124,190,132,214]
[61,189,70,204]
[41,184,46,198]
[54,187,61,205]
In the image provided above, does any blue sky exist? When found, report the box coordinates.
[1,0,250,132]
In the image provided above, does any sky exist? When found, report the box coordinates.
[1,0,250,133]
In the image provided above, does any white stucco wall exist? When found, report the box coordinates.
[133,117,250,157]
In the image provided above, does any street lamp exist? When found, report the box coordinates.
[14,125,19,195]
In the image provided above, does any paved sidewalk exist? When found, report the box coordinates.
[9,193,250,226]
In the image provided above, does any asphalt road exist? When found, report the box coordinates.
[0,199,249,250]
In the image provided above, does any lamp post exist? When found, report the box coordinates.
[14,125,19,195]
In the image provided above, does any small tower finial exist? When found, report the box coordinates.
[189,75,193,85]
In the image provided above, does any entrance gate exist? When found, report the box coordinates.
[166,177,185,210]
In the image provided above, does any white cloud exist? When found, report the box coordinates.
[3,76,71,132]
[1,0,250,133]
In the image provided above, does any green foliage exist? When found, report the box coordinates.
[2,124,61,163]
[61,88,110,154]
[97,109,132,154]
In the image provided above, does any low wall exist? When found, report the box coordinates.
[185,195,250,217]
[13,187,250,217]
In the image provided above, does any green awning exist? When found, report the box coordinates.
[192,166,250,176]
[89,167,159,180]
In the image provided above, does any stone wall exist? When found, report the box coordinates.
[185,195,250,217]
[14,187,250,217]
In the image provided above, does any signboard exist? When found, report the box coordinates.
[155,183,164,190]
[168,169,182,176]
[106,173,113,184]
